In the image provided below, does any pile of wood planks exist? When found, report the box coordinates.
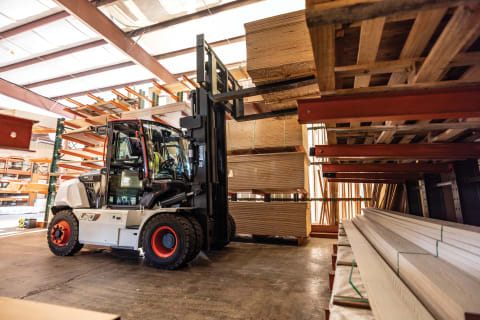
[244,11,319,112]
[245,10,315,84]
[229,202,310,238]
[226,117,307,153]
[343,208,480,320]
[227,116,311,241]
[228,152,308,193]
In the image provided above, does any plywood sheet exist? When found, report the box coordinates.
[229,201,311,237]
[228,152,308,192]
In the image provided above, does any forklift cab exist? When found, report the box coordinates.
[88,120,192,210]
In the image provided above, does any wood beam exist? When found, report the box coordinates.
[305,0,468,27]
[327,122,480,133]
[379,8,447,144]
[414,5,480,83]
[312,143,480,159]
[0,78,72,118]
[354,17,385,88]
[124,87,154,105]
[152,81,179,102]
[297,85,480,124]
[321,163,452,173]
[111,89,129,100]
[53,0,177,83]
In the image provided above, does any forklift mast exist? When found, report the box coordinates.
[180,34,244,249]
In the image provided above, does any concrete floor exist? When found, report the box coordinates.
[0,231,334,320]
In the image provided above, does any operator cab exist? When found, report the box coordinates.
[80,120,192,210]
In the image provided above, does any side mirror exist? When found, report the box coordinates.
[95,125,107,136]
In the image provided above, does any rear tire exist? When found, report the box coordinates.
[47,210,83,256]
[212,214,236,249]
[142,214,195,269]
[185,215,204,263]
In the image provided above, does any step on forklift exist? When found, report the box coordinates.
[47,34,301,269]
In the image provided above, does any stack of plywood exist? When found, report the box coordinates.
[227,117,311,240]
[226,117,307,153]
[228,152,308,193]
[229,202,311,238]
[244,10,319,112]
[245,10,315,84]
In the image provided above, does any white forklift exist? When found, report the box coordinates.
[47,34,299,269]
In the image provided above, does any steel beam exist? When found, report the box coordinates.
[25,35,245,88]
[54,0,176,83]
[0,0,259,74]
[298,85,480,124]
[321,163,452,174]
[312,143,480,159]
[323,172,422,180]
[0,11,69,39]
[327,178,405,184]
[0,78,71,118]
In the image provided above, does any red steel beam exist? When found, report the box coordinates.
[0,11,69,39]
[312,143,480,159]
[321,163,453,173]
[25,35,245,89]
[54,0,176,83]
[2,0,254,76]
[298,86,480,124]
[327,178,405,184]
[323,172,422,180]
[0,78,72,118]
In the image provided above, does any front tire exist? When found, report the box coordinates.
[47,210,83,256]
[142,214,195,270]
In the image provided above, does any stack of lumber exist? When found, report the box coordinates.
[227,117,311,240]
[343,208,480,320]
[245,10,314,84]
[244,11,319,111]
[228,152,308,193]
[229,202,310,237]
[226,117,307,153]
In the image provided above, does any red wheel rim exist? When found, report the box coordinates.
[50,220,71,247]
[151,226,177,258]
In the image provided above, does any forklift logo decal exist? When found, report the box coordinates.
[80,213,101,221]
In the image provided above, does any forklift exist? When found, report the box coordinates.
[47,34,303,269]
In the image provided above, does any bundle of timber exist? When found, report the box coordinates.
[245,10,314,84]
[229,202,311,238]
[345,208,480,320]
[226,117,307,153]
[244,11,319,111]
[228,152,308,193]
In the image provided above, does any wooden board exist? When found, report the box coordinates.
[343,220,434,320]
[0,297,119,320]
[351,214,480,320]
[228,152,308,193]
[229,201,311,237]
[245,10,315,84]
[226,117,307,152]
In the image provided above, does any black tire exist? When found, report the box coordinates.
[213,214,236,249]
[228,214,236,242]
[47,210,83,256]
[185,215,204,263]
[142,214,195,270]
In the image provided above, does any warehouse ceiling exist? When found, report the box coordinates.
[0,0,304,118]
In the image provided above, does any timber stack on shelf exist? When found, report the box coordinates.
[227,117,311,244]
[243,10,319,113]
[0,157,50,206]
[325,209,480,320]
